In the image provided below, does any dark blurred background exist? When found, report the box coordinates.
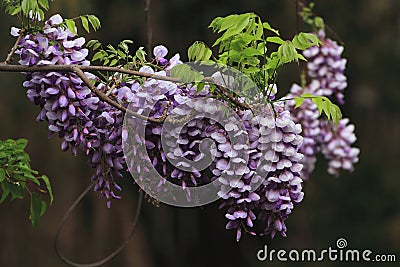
[0,0,399,266]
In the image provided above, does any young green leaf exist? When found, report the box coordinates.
[266,36,285,45]
[21,0,30,16]
[188,41,213,62]
[87,15,101,31]
[38,0,49,10]
[30,192,42,227]
[92,51,105,62]
[8,183,24,200]
[298,93,342,125]
[81,16,90,32]
[40,175,53,204]
[170,64,204,83]
[292,32,319,50]
[0,182,10,204]
[65,19,77,35]
[262,22,280,35]
[293,96,305,108]
[0,169,5,183]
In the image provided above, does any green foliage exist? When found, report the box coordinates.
[63,15,101,34]
[188,41,212,62]
[2,0,49,21]
[300,2,325,31]
[293,93,342,125]
[184,12,343,124]
[88,39,144,68]
[170,63,204,83]
[201,13,322,88]
[2,0,100,34]
[0,139,53,227]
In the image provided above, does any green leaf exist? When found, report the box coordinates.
[299,93,342,124]
[0,182,10,204]
[30,192,42,227]
[38,0,49,10]
[65,19,77,35]
[216,14,238,33]
[262,22,280,35]
[188,41,213,62]
[241,47,263,57]
[266,36,285,45]
[87,39,99,48]
[81,16,90,32]
[16,139,28,150]
[170,64,204,83]
[40,201,47,216]
[0,169,5,183]
[292,33,319,50]
[109,59,119,66]
[232,14,251,34]
[314,17,325,29]
[294,97,305,108]
[92,51,105,61]
[277,41,300,63]
[21,0,30,15]
[10,6,22,16]
[135,48,146,62]
[87,15,101,31]
[40,175,53,204]
[196,82,206,94]
[8,183,24,200]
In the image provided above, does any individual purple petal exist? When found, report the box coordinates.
[48,14,63,25]
[59,95,68,107]
[153,45,168,58]
[10,27,20,37]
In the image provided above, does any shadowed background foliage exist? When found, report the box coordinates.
[0,0,399,266]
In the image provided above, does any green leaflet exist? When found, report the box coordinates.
[0,138,53,227]
[188,41,213,62]
[293,93,342,125]
[188,12,322,94]
[170,64,205,83]
[63,15,101,35]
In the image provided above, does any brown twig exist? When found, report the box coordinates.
[144,0,153,58]
[202,76,250,110]
[72,66,167,124]
[0,63,250,116]
[295,0,300,34]
[295,0,306,79]
[3,33,23,64]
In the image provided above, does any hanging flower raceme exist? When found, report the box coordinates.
[220,102,304,240]
[10,9,358,241]
[285,82,321,180]
[319,118,360,176]
[285,29,359,180]
[303,29,347,105]
[13,14,126,205]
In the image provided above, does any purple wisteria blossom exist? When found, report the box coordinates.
[220,103,304,239]
[15,14,122,206]
[286,29,359,180]
[303,30,347,104]
[320,118,360,176]
[285,82,321,180]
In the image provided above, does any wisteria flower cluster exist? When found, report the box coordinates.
[14,14,124,206]
[12,11,359,241]
[286,29,359,179]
